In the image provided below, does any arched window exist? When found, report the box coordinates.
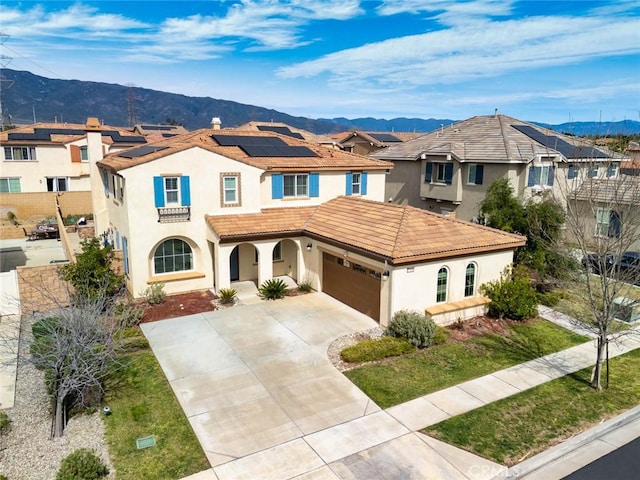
[465,263,476,297]
[436,267,448,303]
[153,238,193,274]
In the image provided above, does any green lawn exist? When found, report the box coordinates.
[424,348,640,466]
[344,318,588,408]
[103,350,210,480]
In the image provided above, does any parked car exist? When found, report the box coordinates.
[581,253,617,275]
[618,251,640,285]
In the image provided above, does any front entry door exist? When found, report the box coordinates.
[230,246,239,281]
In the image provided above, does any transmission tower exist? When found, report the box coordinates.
[0,33,15,130]
[126,83,138,127]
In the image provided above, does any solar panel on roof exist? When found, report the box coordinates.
[256,125,305,139]
[512,125,608,159]
[119,146,169,158]
[369,132,402,143]
[240,144,318,157]
[211,134,287,147]
[104,131,147,143]
[141,125,173,131]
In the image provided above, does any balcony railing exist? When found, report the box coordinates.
[157,206,190,223]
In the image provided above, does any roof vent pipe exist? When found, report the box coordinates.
[211,117,221,130]
[494,108,498,117]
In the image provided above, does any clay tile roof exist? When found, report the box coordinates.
[99,128,392,172]
[206,197,526,264]
[0,122,142,145]
[205,206,317,240]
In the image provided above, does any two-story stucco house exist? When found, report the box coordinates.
[0,120,146,193]
[94,127,525,326]
[373,114,623,222]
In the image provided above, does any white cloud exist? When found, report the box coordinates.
[277,14,640,89]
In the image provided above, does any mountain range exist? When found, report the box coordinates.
[1,69,638,136]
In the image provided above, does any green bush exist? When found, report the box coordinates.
[341,336,414,363]
[385,310,438,348]
[480,265,538,321]
[259,278,288,300]
[218,288,237,304]
[297,279,313,293]
[0,411,11,436]
[56,449,109,480]
[537,290,563,307]
[113,302,144,328]
[141,283,166,305]
[432,326,450,345]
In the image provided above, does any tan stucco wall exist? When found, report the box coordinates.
[0,191,93,221]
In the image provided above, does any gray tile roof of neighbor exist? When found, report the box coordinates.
[370,114,615,163]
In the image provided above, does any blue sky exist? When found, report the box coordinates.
[1,0,639,124]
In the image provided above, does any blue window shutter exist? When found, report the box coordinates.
[153,176,165,207]
[361,172,368,195]
[425,162,433,183]
[444,163,453,185]
[548,166,555,186]
[309,172,319,197]
[475,165,484,185]
[180,175,191,206]
[527,166,535,187]
[115,230,120,250]
[122,236,129,274]
[345,172,353,195]
[568,164,576,180]
[272,173,283,199]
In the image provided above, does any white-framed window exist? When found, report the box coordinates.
[164,177,179,204]
[0,177,21,193]
[436,267,448,303]
[46,177,68,192]
[467,164,484,185]
[4,146,37,161]
[435,163,447,183]
[351,172,361,195]
[465,263,476,297]
[534,166,552,186]
[80,146,89,162]
[153,238,193,274]
[587,166,599,178]
[283,174,308,197]
[223,175,238,204]
[595,208,621,238]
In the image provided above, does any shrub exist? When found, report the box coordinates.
[56,449,109,480]
[385,310,438,348]
[297,279,313,293]
[0,411,11,436]
[141,283,166,305]
[113,301,144,327]
[341,336,414,363]
[7,211,18,225]
[480,265,538,321]
[432,326,450,345]
[537,290,563,307]
[218,288,237,304]
[259,278,288,300]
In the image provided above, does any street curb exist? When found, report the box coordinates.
[495,404,640,479]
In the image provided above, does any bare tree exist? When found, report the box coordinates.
[556,151,640,390]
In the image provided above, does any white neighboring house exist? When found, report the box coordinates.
[95,127,525,326]
[0,119,146,193]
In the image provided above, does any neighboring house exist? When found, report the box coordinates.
[132,124,189,141]
[0,119,146,193]
[621,142,640,176]
[337,130,421,156]
[94,127,524,326]
[237,121,339,149]
[372,114,624,222]
[568,178,640,251]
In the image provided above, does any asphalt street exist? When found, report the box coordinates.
[562,436,640,480]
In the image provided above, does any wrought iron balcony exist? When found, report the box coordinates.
[157,206,190,223]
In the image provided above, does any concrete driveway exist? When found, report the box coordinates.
[142,292,504,480]
[141,293,379,466]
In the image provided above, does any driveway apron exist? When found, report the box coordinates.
[141,293,379,468]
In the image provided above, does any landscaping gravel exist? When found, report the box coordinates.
[0,326,114,480]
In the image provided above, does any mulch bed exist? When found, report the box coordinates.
[140,290,218,323]
[446,315,514,341]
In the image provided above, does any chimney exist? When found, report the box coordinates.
[211,117,221,130]
[86,117,101,130]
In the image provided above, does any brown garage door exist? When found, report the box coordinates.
[322,252,381,321]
